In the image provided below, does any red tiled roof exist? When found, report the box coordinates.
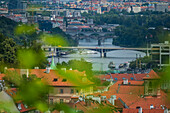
[92,78,170,109]
[118,85,144,95]
[5,69,93,87]
[16,102,35,113]
[6,88,17,97]
[0,73,5,80]
[77,26,90,29]
[129,90,170,109]
[73,100,116,113]
[123,108,164,113]
[96,73,147,81]
[143,70,160,80]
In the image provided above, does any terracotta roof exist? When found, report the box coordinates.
[0,74,5,80]
[143,70,160,80]
[92,79,170,109]
[6,88,17,97]
[16,102,35,113]
[73,100,116,113]
[118,85,144,95]
[129,91,170,109]
[96,73,147,81]
[123,108,164,113]
[5,69,94,87]
[5,88,35,112]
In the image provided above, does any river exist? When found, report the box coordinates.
[49,38,146,71]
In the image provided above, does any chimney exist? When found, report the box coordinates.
[123,79,128,85]
[4,67,7,73]
[164,108,168,113]
[109,95,116,105]
[46,67,50,74]
[138,107,142,113]
[150,104,154,109]
[26,69,29,78]
[34,67,39,69]
[85,99,91,107]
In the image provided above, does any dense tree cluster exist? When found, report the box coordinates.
[83,10,170,47]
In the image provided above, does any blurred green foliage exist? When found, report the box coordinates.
[4,70,49,112]
[15,24,36,35]
[56,59,93,79]
[41,33,68,46]
[129,56,158,69]
[17,48,46,69]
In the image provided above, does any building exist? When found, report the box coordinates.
[93,70,170,113]
[4,68,94,104]
[151,41,170,68]
[155,3,168,12]
[8,0,27,13]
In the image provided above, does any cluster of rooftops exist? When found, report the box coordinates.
[0,68,169,113]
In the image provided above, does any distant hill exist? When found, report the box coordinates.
[0,16,77,46]
[0,16,18,39]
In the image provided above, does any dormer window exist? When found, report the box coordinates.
[24,104,28,109]
[62,79,67,82]
[18,103,22,110]
[53,78,58,82]
[130,77,134,80]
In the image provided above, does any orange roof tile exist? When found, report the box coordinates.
[0,73,5,80]
[129,91,170,109]
[123,108,164,113]
[5,69,94,87]
[97,73,147,81]
[143,70,160,80]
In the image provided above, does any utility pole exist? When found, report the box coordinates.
[139,54,141,69]
[136,54,138,69]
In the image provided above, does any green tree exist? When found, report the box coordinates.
[68,59,93,79]
[0,37,18,66]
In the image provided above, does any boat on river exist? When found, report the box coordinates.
[79,50,98,54]
[119,62,130,69]
[108,61,116,69]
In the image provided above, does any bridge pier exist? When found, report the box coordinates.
[100,49,107,58]
[98,39,101,46]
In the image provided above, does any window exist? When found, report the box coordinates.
[18,103,22,110]
[53,78,58,82]
[76,90,79,93]
[114,78,118,80]
[71,89,74,94]
[122,78,126,80]
[50,98,53,105]
[60,89,63,94]
[60,99,63,104]
[24,104,28,109]
[62,79,67,82]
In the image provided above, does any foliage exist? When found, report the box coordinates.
[83,10,170,47]
[102,81,110,86]
[51,27,77,46]
[0,34,18,69]
[56,59,93,79]
[51,103,76,113]
[41,33,68,46]
[4,70,49,112]
[129,56,158,69]
[17,47,47,69]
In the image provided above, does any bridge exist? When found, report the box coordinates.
[42,46,153,58]
[66,32,115,37]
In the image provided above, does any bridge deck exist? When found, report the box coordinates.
[42,46,158,51]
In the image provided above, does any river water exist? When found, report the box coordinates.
[50,38,146,71]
